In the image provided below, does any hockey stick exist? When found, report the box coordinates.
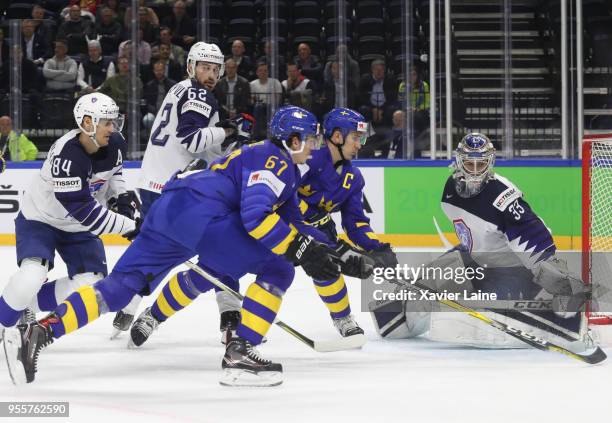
[184,261,366,353]
[392,277,606,364]
[433,216,453,249]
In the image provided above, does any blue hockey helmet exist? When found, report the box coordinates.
[322,107,368,145]
[269,106,322,154]
[454,132,496,197]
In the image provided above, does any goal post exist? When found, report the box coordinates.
[582,134,612,325]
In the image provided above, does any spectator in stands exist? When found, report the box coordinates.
[142,60,176,132]
[228,39,254,81]
[98,56,142,113]
[43,40,78,93]
[95,6,123,56]
[397,66,430,136]
[69,0,101,16]
[154,42,183,83]
[31,5,56,41]
[77,39,115,93]
[282,63,314,110]
[293,43,323,86]
[21,19,52,66]
[324,44,360,90]
[214,58,252,120]
[57,5,95,55]
[124,0,159,28]
[162,0,196,49]
[250,61,283,139]
[118,29,152,65]
[317,60,356,117]
[157,26,186,67]
[135,5,160,44]
[0,46,39,94]
[258,40,286,80]
[358,59,397,127]
[98,0,125,24]
[0,116,38,162]
[380,110,407,159]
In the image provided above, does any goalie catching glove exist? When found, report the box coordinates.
[285,233,341,281]
[217,113,256,149]
[332,240,375,279]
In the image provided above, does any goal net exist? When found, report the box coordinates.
[582,134,612,325]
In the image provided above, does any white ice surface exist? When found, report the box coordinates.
[0,246,610,423]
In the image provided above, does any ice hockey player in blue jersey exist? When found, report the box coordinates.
[112,41,254,335]
[127,108,377,348]
[2,106,341,387]
[297,107,398,336]
[371,133,590,348]
[0,93,137,333]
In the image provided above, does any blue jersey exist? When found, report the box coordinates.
[163,140,327,255]
[21,129,135,235]
[298,148,383,251]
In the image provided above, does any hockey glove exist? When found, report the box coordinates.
[332,239,375,279]
[116,192,137,220]
[217,113,256,149]
[122,217,142,242]
[369,243,399,269]
[108,192,138,220]
[285,233,341,281]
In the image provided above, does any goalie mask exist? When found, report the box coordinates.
[453,132,495,198]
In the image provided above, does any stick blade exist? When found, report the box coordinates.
[578,346,607,365]
[314,334,367,352]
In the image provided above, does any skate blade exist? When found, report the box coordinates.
[109,327,124,340]
[219,368,282,387]
[126,336,140,349]
[2,328,27,385]
[314,333,367,352]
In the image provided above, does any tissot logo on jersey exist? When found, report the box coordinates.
[181,100,212,118]
[52,177,82,192]
[247,170,286,196]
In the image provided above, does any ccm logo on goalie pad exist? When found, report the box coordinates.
[53,177,82,192]
[181,100,212,118]
[247,170,286,197]
[493,187,521,211]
